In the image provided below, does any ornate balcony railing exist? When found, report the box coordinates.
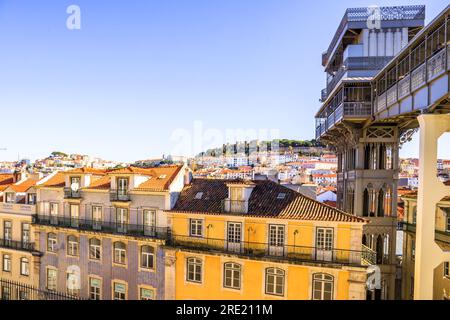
[168,235,376,267]
[32,215,170,240]
[0,238,36,253]
[110,189,131,202]
[0,279,82,300]
[64,188,81,199]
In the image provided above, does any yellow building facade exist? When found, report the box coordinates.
[401,189,450,300]
[165,179,373,300]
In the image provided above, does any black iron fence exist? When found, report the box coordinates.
[32,214,170,240]
[167,235,376,266]
[0,238,35,252]
[0,279,81,300]
[64,188,82,199]
[110,189,131,202]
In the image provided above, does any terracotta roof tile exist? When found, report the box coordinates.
[133,166,183,191]
[169,179,366,223]
[10,178,39,193]
[39,172,65,188]
[83,176,111,190]
[66,168,107,175]
[0,174,14,191]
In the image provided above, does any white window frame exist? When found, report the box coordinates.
[47,233,57,252]
[46,268,57,291]
[189,219,203,238]
[186,257,202,283]
[89,238,101,260]
[265,267,285,296]
[89,277,102,300]
[141,246,155,270]
[67,236,79,257]
[113,242,127,265]
[223,262,241,290]
[20,257,29,276]
[2,254,11,272]
[312,273,334,300]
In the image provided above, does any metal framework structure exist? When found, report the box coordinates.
[314,5,450,299]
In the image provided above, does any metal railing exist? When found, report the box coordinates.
[110,189,131,202]
[0,279,82,300]
[325,5,425,65]
[168,235,376,266]
[0,238,35,252]
[32,215,170,240]
[64,188,81,199]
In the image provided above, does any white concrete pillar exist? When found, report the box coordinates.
[369,30,377,57]
[377,30,385,57]
[414,114,450,300]
[394,28,402,55]
[385,29,394,56]
[362,29,370,57]
[401,27,409,49]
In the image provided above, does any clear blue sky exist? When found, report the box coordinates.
[0,0,448,162]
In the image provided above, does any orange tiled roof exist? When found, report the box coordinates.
[10,178,39,193]
[83,176,111,190]
[66,168,107,175]
[39,172,65,188]
[168,179,366,223]
[133,166,184,191]
[0,174,14,191]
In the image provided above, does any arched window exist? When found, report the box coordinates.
[141,245,155,269]
[89,238,101,260]
[265,268,285,296]
[67,235,79,256]
[186,257,202,283]
[223,262,241,290]
[384,187,392,217]
[47,233,57,252]
[113,242,126,265]
[377,189,385,217]
[376,235,384,264]
[20,258,29,276]
[363,188,369,217]
[362,234,367,246]
[383,234,390,263]
[312,273,334,300]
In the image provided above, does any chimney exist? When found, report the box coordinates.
[184,167,193,185]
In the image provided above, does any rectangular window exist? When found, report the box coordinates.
[444,262,449,278]
[412,206,417,224]
[1,286,11,300]
[227,222,242,244]
[22,223,30,244]
[446,215,450,232]
[189,219,203,237]
[113,282,126,300]
[143,209,156,236]
[92,206,102,230]
[2,254,11,272]
[140,288,155,300]
[89,278,102,300]
[265,268,285,296]
[186,258,202,283]
[50,203,58,216]
[70,204,79,227]
[5,192,15,203]
[115,208,128,233]
[223,263,241,290]
[27,193,36,205]
[269,225,285,247]
[3,221,12,241]
[117,178,128,194]
[20,258,29,276]
[47,269,57,291]
[316,228,333,250]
